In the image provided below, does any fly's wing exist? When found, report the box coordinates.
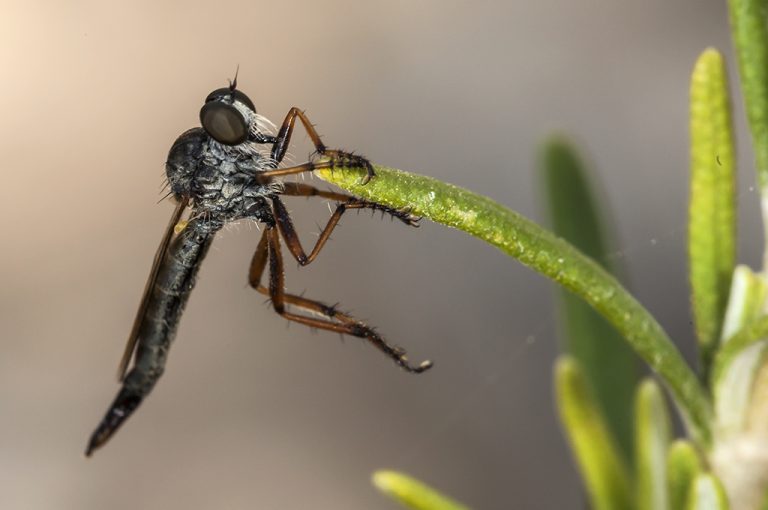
[117,197,189,381]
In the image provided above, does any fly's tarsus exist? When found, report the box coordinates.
[255,149,376,184]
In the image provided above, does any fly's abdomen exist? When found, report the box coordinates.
[86,221,215,455]
[126,222,214,390]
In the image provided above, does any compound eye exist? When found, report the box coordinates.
[232,90,255,112]
[199,102,248,145]
[205,87,256,112]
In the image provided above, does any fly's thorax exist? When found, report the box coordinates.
[165,128,279,223]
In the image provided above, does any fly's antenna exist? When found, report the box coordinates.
[226,64,240,104]
[229,64,240,91]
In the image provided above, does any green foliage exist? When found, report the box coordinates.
[540,137,637,463]
[358,2,768,508]
[728,0,768,191]
[667,441,703,510]
[372,471,469,510]
[635,380,672,510]
[686,475,729,510]
[554,356,634,510]
[318,165,711,446]
[688,48,737,375]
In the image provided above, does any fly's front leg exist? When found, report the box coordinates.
[258,107,375,184]
[280,182,355,202]
[271,195,418,267]
[270,107,324,163]
[247,227,432,373]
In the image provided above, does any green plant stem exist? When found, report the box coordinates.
[316,165,712,446]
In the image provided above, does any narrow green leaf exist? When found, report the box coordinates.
[668,440,703,510]
[554,356,633,510]
[539,136,637,464]
[728,0,768,186]
[636,379,672,510]
[372,471,470,510]
[728,0,768,268]
[686,474,730,510]
[689,48,737,376]
[317,164,712,446]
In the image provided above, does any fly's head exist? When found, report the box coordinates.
[199,78,274,151]
[165,75,278,221]
[200,82,255,146]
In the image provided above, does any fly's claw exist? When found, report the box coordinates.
[389,207,420,228]
[346,322,434,375]
[413,360,434,373]
[396,207,421,227]
[393,347,433,374]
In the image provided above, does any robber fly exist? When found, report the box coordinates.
[85,76,433,456]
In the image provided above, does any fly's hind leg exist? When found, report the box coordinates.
[248,227,432,373]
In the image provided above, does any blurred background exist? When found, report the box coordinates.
[0,1,759,508]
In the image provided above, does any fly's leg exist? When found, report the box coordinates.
[270,107,326,164]
[257,107,375,184]
[248,227,270,288]
[256,154,373,183]
[279,184,420,226]
[280,182,357,202]
[271,195,418,267]
[248,228,432,373]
